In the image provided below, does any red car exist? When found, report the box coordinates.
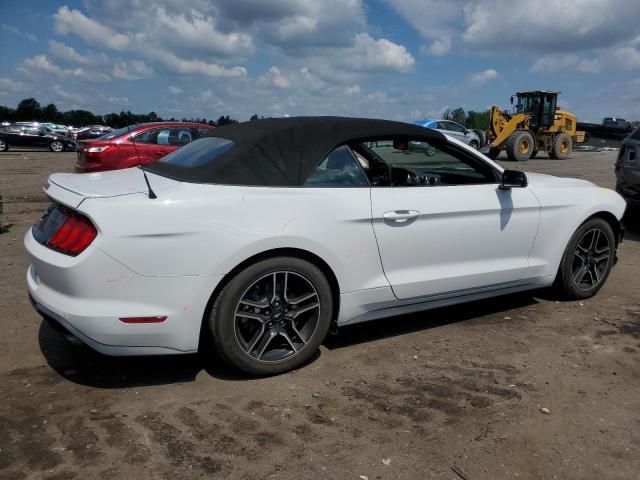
[75,122,214,172]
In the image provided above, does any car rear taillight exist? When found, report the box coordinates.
[32,205,97,256]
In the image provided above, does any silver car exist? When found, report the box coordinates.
[413,118,482,149]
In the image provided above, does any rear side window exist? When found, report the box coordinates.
[158,137,235,168]
[304,145,369,187]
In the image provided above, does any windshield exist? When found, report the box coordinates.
[97,124,139,140]
[157,136,235,168]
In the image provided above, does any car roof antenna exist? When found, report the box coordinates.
[127,123,157,199]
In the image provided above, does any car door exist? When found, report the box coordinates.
[365,138,540,300]
[18,127,44,148]
[440,121,467,142]
[146,127,179,162]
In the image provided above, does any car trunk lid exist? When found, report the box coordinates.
[45,169,176,208]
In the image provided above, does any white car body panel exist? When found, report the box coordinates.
[25,133,626,356]
[371,183,540,299]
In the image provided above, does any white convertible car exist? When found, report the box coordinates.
[26,117,626,375]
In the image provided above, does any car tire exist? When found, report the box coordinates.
[0,139,8,152]
[209,257,333,376]
[554,218,616,299]
[469,140,479,149]
[472,129,486,147]
[550,133,572,160]
[506,129,534,161]
[49,140,65,153]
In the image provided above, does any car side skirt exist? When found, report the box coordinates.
[338,277,550,326]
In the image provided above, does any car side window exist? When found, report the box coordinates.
[444,121,466,133]
[172,128,193,146]
[132,130,152,143]
[304,145,369,187]
[360,137,497,187]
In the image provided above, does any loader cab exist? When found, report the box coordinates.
[515,91,558,131]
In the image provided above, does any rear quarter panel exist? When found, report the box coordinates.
[77,183,388,295]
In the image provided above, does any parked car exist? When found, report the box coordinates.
[615,126,640,207]
[0,124,76,152]
[26,117,625,375]
[15,122,71,137]
[578,117,634,141]
[74,125,113,140]
[75,122,214,172]
[414,118,482,149]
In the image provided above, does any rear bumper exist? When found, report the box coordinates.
[25,229,222,356]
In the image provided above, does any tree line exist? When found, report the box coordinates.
[0,98,244,128]
[441,107,491,130]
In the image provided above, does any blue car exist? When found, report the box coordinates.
[414,118,482,149]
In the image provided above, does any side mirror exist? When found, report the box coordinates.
[499,169,527,190]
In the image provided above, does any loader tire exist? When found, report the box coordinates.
[550,133,572,160]
[506,130,534,161]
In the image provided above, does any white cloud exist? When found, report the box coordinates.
[425,37,451,56]
[0,77,27,93]
[1,24,36,42]
[347,33,415,73]
[143,46,247,78]
[19,55,111,83]
[468,68,499,85]
[54,6,130,50]
[390,0,640,55]
[266,66,291,88]
[345,84,361,96]
[48,40,92,65]
[530,54,602,74]
[152,6,254,57]
[112,60,153,80]
[168,86,183,95]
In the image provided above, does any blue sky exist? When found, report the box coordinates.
[1,0,639,123]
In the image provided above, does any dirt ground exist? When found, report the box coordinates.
[1,148,638,480]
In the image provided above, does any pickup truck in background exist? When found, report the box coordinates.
[577,117,634,141]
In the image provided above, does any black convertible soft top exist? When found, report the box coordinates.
[147,116,447,186]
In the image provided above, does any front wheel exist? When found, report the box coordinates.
[469,140,479,149]
[209,257,333,375]
[50,140,64,152]
[554,218,616,299]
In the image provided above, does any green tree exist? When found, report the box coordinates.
[216,115,238,126]
[15,98,41,121]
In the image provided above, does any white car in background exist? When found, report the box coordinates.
[26,117,626,375]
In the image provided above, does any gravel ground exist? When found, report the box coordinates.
[0,148,638,480]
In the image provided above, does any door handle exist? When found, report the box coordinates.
[383,210,420,222]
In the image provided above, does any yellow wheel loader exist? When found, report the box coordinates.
[483,91,585,161]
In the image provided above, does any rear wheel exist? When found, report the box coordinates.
[0,139,8,152]
[554,218,616,299]
[506,130,534,161]
[472,129,486,147]
[469,140,479,149]
[209,257,333,375]
[550,133,572,160]
[49,140,64,152]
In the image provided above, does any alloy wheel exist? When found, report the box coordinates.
[234,271,320,363]
[0,140,6,151]
[571,228,611,290]
[51,141,64,152]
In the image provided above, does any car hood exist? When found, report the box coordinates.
[47,168,176,200]
[525,172,596,188]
